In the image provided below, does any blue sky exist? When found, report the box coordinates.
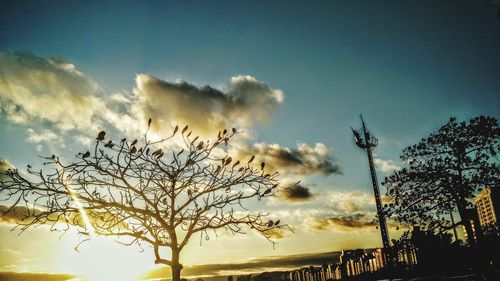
[0,0,499,276]
[2,0,499,188]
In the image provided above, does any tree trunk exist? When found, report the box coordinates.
[172,265,181,281]
[171,248,183,281]
[454,143,477,247]
[456,197,476,246]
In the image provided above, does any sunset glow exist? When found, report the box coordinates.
[56,234,154,281]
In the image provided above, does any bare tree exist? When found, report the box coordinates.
[0,120,282,281]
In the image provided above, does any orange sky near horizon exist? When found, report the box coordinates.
[0,218,413,281]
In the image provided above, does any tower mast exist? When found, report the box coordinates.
[352,115,391,255]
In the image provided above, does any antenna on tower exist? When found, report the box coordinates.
[352,114,391,264]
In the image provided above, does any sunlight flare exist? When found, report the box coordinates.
[62,174,96,237]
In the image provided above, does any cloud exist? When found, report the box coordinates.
[73,135,92,146]
[339,201,363,213]
[309,214,400,233]
[25,128,67,152]
[0,51,289,145]
[0,51,340,186]
[234,142,340,176]
[262,187,402,236]
[0,159,14,173]
[373,157,400,173]
[310,213,376,231]
[132,74,284,138]
[267,190,380,231]
[0,205,39,224]
[144,251,343,279]
[263,227,291,239]
[0,204,123,231]
[278,184,314,202]
[26,128,58,143]
[0,51,106,132]
[325,190,376,214]
[305,190,401,232]
[294,190,392,232]
[0,272,75,281]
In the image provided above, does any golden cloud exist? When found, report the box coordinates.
[0,158,14,173]
[310,214,376,231]
[0,205,42,224]
[132,74,284,138]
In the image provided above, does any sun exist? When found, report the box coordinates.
[56,234,155,281]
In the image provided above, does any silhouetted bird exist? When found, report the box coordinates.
[197,141,204,150]
[96,131,106,141]
[82,151,90,159]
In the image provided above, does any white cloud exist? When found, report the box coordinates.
[26,128,58,143]
[373,157,400,173]
[324,190,376,213]
[25,128,66,151]
[73,135,92,146]
[0,51,150,146]
[0,51,106,132]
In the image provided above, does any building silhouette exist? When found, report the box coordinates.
[287,248,398,281]
[246,248,418,281]
[462,208,481,243]
[237,274,252,281]
[475,186,500,227]
[288,264,342,281]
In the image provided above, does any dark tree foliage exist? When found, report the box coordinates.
[0,121,282,281]
[478,223,500,269]
[402,228,467,274]
[383,116,500,245]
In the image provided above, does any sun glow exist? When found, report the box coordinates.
[58,177,155,281]
[56,234,155,281]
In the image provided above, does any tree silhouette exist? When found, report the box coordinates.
[0,120,282,281]
[383,116,499,246]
